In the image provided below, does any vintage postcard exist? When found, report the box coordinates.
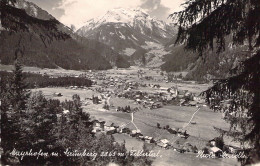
[0,0,259,165]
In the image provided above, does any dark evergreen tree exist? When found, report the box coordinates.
[170,0,259,164]
[9,59,30,111]
[0,73,21,165]
[214,137,225,150]
[1,0,70,164]
[142,54,146,66]
[156,123,161,129]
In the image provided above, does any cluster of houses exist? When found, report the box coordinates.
[90,118,196,153]
[66,85,90,90]
[91,120,117,135]
[117,90,165,109]
[162,126,189,139]
[69,69,206,109]
[116,85,206,109]
[100,76,126,88]
[204,138,242,158]
[79,71,106,83]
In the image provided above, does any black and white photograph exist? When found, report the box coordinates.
[0,0,259,165]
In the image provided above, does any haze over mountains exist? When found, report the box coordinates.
[0,0,248,81]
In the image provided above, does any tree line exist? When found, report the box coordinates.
[0,71,92,88]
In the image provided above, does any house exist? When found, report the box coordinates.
[159,87,168,93]
[177,90,186,98]
[193,96,201,101]
[136,99,141,103]
[92,120,100,127]
[228,145,240,154]
[53,92,62,97]
[193,96,206,104]
[178,133,187,138]
[136,133,143,138]
[151,102,163,109]
[91,120,104,133]
[63,109,69,114]
[209,139,216,147]
[138,135,145,140]
[184,92,192,97]
[179,99,186,106]
[105,122,114,127]
[105,127,116,135]
[209,147,223,158]
[167,128,177,134]
[157,142,169,149]
[131,130,140,137]
[104,126,115,131]
[160,139,169,144]
[99,121,105,131]
[177,130,189,138]
[190,121,196,125]
[121,128,131,134]
[175,148,185,153]
[144,136,154,143]
[189,101,197,106]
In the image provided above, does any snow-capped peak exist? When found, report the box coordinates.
[79,7,167,32]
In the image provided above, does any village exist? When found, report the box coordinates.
[27,66,240,166]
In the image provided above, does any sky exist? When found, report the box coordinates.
[27,0,185,29]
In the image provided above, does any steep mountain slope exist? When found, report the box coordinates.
[161,44,199,72]
[162,37,250,81]
[0,0,129,69]
[77,8,176,66]
[0,31,112,70]
[184,45,249,81]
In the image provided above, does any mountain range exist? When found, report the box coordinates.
[0,0,130,70]
[76,8,177,67]
[1,0,247,81]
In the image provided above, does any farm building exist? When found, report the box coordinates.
[209,147,223,158]
[157,142,169,149]
[228,145,241,154]
[209,139,216,147]
[151,102,163,109]
[53,92,62,97]
[167,128,177,134]
[121,128,131,134]
[144,136,154,143]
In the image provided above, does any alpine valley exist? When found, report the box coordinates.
[0,0,248,81]
[76,7,177,67]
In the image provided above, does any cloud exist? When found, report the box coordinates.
[141,0,184,22]
[161,0,184,12]
[141,0,170,21]
[28,0,65,19]
[57,0,143,29]
[54,0,185,29]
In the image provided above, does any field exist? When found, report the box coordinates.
[33,86,239,166]
[6,64,240,166]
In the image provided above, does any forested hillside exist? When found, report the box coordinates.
[161,39,249,81]
[0,0,129,70]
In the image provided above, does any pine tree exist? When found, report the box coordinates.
[1,58,31,164]
[9,59,30,111]
[0,0,70,164]
[142,54,146,66]
[170,0,260,164]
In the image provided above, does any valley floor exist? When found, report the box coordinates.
[1,64,240,166]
